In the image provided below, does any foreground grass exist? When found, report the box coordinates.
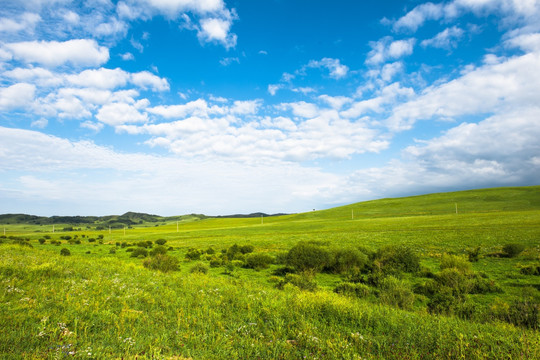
[1,245,538,360]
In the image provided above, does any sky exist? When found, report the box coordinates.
[1,0,539,216]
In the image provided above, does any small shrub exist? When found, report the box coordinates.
[440,254,471,273]
[44,235,51,239]
[190,262,209,274]
[240,244,254,254]
[130,248,148,258]
[74,239,81,244]
[38,238,46,244]
[502,244,525,258]
[88,238,96,243]
[60,248,71,256]
[155,239,167,246]
[231,260,244,268]
[277,272,317,291]
[205,247,216,255]
[334,282,371,298]
[467,246,481,262]
[149,245,168,256]
[143,254,180,272]
[245,253,274,270]
[286,242,331,272]
[97,234,104,240]
[209,259,222,268]
[185,248,202,261]
[326,247,368,274]
[520,264,540,275]
[121,242,127,248]
[378,276,415,310]
[109,248,116,254]
[374,245,420,275]
[272,266,296,276]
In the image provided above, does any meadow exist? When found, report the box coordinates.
[1,186,539,359]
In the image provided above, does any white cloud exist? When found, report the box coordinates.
[130,71,170,91]
[387,51,540,130]
[318,95,352,110]
[3,67,63,87]
[5,39,109,67]
[393,2,445,32]
[31,118,48,128]
[0,12,41,33]
[268,84,283,96]
[67,68,130,89]
[147,99,224,118]
[96,102,148,126]
[198,17,237,48]
[421,26,464,49]
[307,58,349,79]
[279,101,319,118]
[0,83,36,110]
[121,52,135,60]
[219,56,239,66]
[366,37,415,65]
[230,100,261,115]
[505,32,540,52]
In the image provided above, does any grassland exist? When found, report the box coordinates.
[1,186,539,359]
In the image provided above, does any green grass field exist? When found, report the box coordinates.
[1,186,539,359]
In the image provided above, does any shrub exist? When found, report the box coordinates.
[60,248,71,256]
[44,235,51,239]
[436,268,471,296]
[374,245,420,274]
[286,242,331,272]
[240,245,254,254]
[272,266,296,276]
[334,282,371,298]
[469,274,502,294]
[209,259,222,268]
[185,248,202,261]
[38,238,46,244]
[467,246,481,262]
[143,254,180,272]
[130,248,148,258]
[378,276,415,310]
[277,272,317,291]
[502,243,525,258]
[520,264,540,275]
[440,254,471,274]
[326,247,368,274]
[109,248,116,254]
[149,245,168,256]
[205,247,216,255]
[190,262,209,274]
[88,238,96,243]
[231,260,244,268]
[155,239,167,246]
[245,253,274,270]
[97,235,104,240]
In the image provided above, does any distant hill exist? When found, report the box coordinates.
[212,212,290,218]
[0,212,208,226]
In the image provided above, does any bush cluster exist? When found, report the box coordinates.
[143,254,179,272]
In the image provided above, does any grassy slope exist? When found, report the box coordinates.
[1,186,539,359]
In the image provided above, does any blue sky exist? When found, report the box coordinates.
[1,0,539,216]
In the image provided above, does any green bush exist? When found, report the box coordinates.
[149,245,168,256]
[440,254,471,273]
[245,253,274,270]
[130,248,148,258]
[240,244,255,254]
[467,246,481,262]
[334,282,371,298]
[155,239,167,246]
[38,238,46,244]
[277,272,317,291]
[109,248,116,254]
[185,248,202,261]
[378,276,415,310]
[326,248,368,274]
[374,245,420,274]
[502,243,525,258]
[520,264,540,275]
[286,242,331,272]
[190,262,209,274]
[60,248,71,256]
[88,238,96,243]
[436,268,471,296]
[143,254,180,272]
[209,259,222,268]
[205,246,216,255]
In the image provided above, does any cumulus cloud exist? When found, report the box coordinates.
[198,17,237,48]
[130,71,170,91]
[0,83,36,110]
[421,26,464,49]
[5,39,109,67]
[0,12,41,33]
[96,102,149,126]
[67,68,130,89]
[387,50,540,130]
[366,37,415,65]
[307,58,349,79]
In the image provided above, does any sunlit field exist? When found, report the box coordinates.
[1,186,539,359]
